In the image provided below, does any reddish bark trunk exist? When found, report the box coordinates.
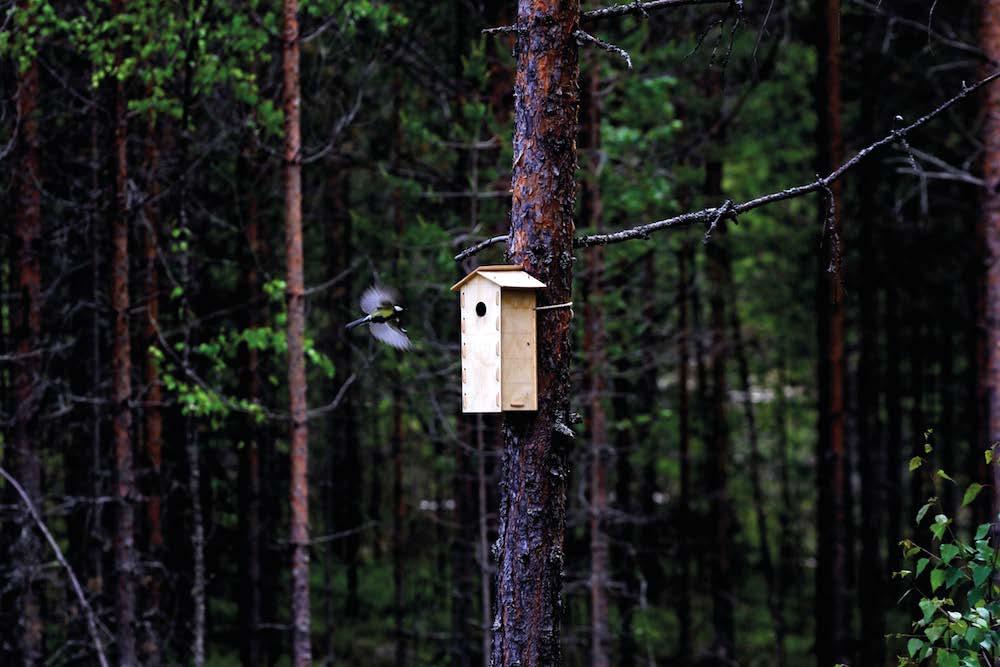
[815,0,850,663]
[491,1,579,664]
[982,0,1000,523]
[110,0,138,658]
[282,0,311,663]
[13,45,43,667]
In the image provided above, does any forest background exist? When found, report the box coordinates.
[2,0,998,666]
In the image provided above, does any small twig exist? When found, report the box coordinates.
[482,25,520,35]
[702,199,734,243]
[0,467,110,667]
[535,301,574,311]
[574,30,633,69]
[817,179,841,276]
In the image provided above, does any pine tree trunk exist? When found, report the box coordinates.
[676,239,693,664]
[857,26,885,664]
[12,44,43,667]
[981,0,1000,523]
[815,0,850,663]
[282,0,311,662]
[705,162,734,662]
[238,142,264,667]
[581,65,610,667]
[141,110,164,667]
[728,281,785,665]
[491,1,579,664]
[110,0,138,657]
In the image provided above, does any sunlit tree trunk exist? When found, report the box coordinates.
[282,0,311,662]
[491,1,579,664]
[982,0,1000,524]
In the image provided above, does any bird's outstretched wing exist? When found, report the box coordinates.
[369,322,411,350]
[360,285,399,315]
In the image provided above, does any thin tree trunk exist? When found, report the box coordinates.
[12,41,43,667]
[815,0,850,663]
[705,162,734,663]
[981,0,1000,525]
[676,239,693,665]
[728,282,786,665]
[477,415,492,667]
[110,0,138,657]
[491,1,579,664]
[142,109,164,667]
[238,143,264,667]
[282,0,311,662]
[857,25,885,664]
[581,65,610,667]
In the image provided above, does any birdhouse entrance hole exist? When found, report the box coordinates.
[476,302,487,317]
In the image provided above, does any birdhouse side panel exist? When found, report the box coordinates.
[461,277,502,413]
[500,289,537,411]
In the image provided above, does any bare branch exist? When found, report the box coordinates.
[574,29,633,69]
[582,0,732,21]
[455,71,1000,260]
[0,467,110,667]
[483,0,729,35]
[454,234,509,262]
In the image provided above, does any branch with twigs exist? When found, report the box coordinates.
[454,71,1000,263]
[0,466,110,667]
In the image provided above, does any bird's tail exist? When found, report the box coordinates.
[345,315,370,331]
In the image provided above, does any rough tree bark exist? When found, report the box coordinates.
[814,0,850,663]
[12,37,43,667]
[491,0,579,664]
[982,0,1000,525]
[581,65,610,667]
[282,0,311,663]
[110,0,138,658]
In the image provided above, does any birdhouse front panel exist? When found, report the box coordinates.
[460,276,503,413]
[500,289,537,411]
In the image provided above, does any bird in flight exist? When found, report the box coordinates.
[345,285,411,350]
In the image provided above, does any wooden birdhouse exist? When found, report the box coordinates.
[451,265,546,413]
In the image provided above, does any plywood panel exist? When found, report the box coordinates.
[461,277,502,413]
[501,289,537,411]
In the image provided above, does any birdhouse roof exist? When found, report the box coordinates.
[450,265,546,292]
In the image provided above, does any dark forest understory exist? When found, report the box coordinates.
[3,1,1000,666]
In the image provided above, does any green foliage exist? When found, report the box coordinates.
[895,444,1000,666]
